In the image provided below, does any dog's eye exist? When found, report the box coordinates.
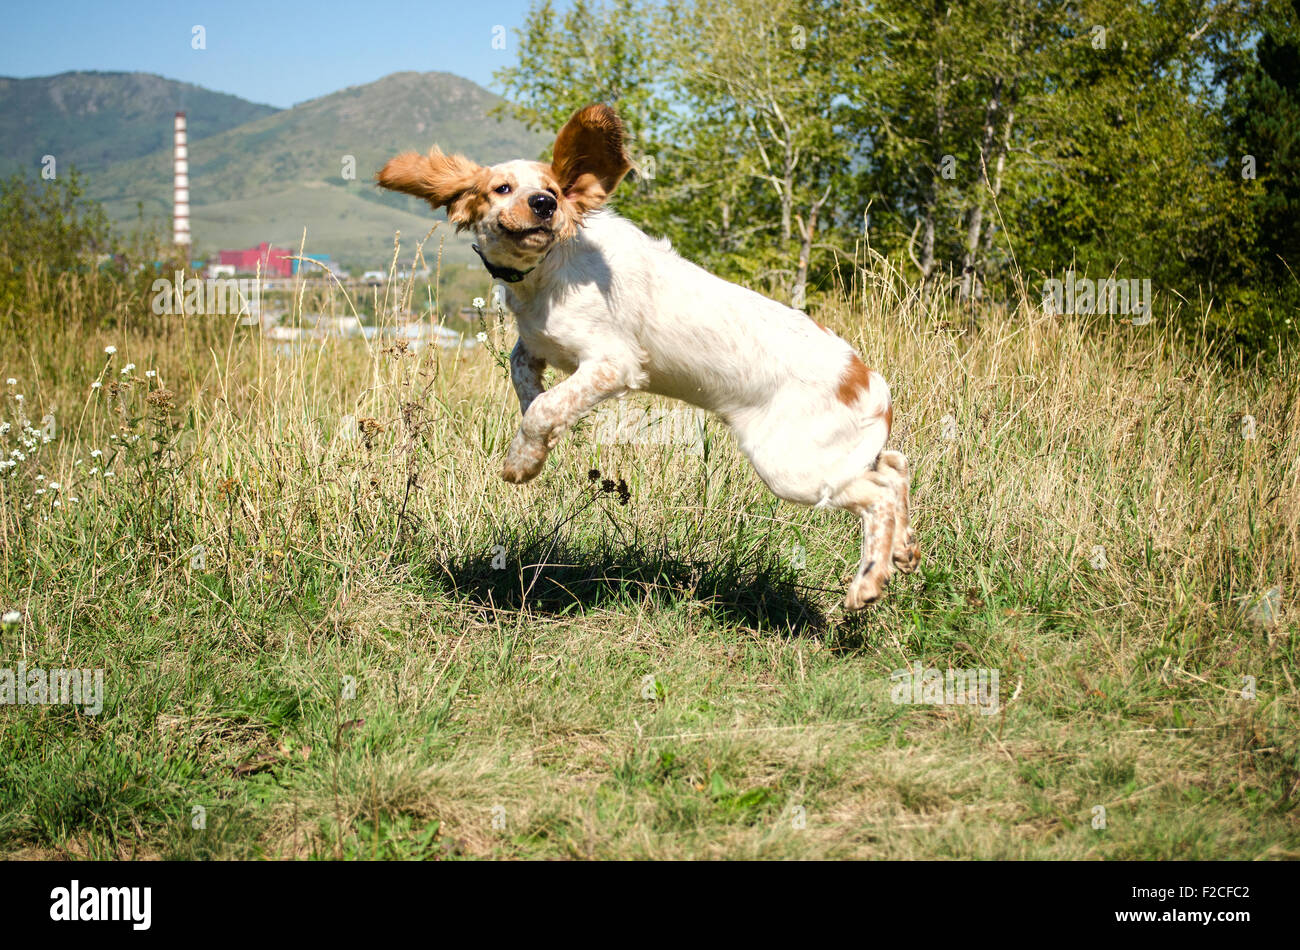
[494,184,512,195]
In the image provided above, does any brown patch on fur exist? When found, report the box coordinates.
[376,147,490,229]
[836,353,874,407]
[550,104,631,215]
[885,401,893,436]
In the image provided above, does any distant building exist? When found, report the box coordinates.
[144,259,206,272]
[293,253,346,279]
[218,242,293,278]
[361,270,386,284]
[207,263,236,279]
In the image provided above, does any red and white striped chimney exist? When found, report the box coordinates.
[173,112,190,247]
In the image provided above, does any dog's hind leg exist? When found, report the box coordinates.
[833,469,898,609]
[877,450,920,573]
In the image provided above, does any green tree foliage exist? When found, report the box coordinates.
[0,170,171,340]
[1218,0,1300,341]
[0,169,111,285]
[492,0,1295,348]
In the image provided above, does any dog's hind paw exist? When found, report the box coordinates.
[893,533,921,574]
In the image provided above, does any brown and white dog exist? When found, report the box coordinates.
[377,104,917,607]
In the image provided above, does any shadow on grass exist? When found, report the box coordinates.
[432,528,834,635]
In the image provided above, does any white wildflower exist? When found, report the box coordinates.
[473,297,486,309]
[104,345,117,355]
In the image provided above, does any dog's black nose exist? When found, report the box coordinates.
[528,192,557,220]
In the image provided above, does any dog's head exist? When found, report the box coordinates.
[376,103,631,272]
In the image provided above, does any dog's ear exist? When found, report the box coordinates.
[550,104,631,214]
[376,148,489,229]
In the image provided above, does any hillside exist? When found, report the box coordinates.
[0,71,279,179]
[84,71,549,268]
[189,180,495,280]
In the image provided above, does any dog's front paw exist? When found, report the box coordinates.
[501,433,548,484]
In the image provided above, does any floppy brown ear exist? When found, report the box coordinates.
[550,104,632,214]
[376,147,489,229]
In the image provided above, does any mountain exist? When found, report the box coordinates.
[82,71,550,266]
[0,71,279,179]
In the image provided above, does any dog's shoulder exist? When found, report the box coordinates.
[581,209,674,257]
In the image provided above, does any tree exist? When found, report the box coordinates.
[1223,0,1300,293]
[0,169,112,310]
[495,0,1295,348]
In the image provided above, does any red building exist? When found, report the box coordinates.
[218,242,293,278]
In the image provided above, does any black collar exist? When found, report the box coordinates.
[472,244,535,283]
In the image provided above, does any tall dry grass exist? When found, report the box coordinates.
[0,239,1296,859]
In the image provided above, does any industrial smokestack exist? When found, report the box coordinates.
[173,112,190,247]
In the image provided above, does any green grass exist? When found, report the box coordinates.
[0,251,1297,859]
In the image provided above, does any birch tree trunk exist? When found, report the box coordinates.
[960,77,1004,302]
[791,184,832,308]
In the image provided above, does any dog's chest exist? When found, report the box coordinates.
[509,303,581,374]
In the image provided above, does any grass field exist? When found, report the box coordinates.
[1,243,1297,860]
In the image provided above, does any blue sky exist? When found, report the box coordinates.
[0,0,554,108]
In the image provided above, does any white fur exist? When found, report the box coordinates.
[500,209,891,507]
[385,140,916,607]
